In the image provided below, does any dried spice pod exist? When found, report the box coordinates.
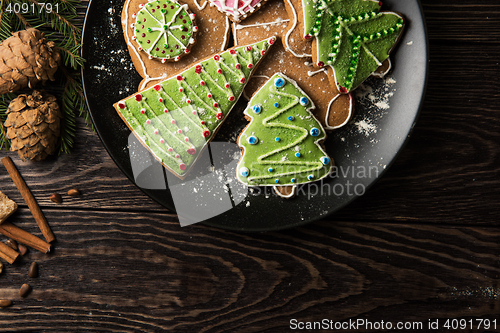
[4,90,62,161]
[28,262,38,278]
[0,299,12,308]
[0,28,61,95]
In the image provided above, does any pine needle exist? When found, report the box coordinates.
[0,0,89,155]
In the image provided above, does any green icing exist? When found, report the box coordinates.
[302,0,404,92]
[237,73,333,186]
[134,0,196,60]
[116,38,274,177]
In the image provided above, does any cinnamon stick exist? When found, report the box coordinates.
[0,241,19,264]
[1,156,55,243]
[0,222,51,254]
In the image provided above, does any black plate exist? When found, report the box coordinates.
[81,0,428,231]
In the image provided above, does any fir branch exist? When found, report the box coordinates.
[0,0,89,155]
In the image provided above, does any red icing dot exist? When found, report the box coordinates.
[230,49,236,55]
[179,87,184,92]
[146,40,151,44]
[304,34,312,39]
[213,102,219,108]
[160,138,164,144]
[179,15,183,19]
[186,99,191,104]
[156,5,160,9]
[138,47,142,51]
[164,108,169,113]
[192,111,197,115]
[163,4,167,8]
[184,138,189,142]
[158,98,163,102]
[178,129,182,134]
[171,119,175,124]
[154,129,159,135]
[181,35,185,40]
[179,163,186,171]
[155,47,159,51]
[200,120,205,125]
[235,63,241,69]
[379,1,383,6]
[195,65,202,74]
[177,75,183,81]
[269,38,275,44]
[185,49,190,54]
[168,147,173,152]
[143,18,146,22]
[240,77,246,84]
[247,64,253,69]
[217,69,222,74]
[229,96,235,101]
[135,94,142,101]
[170,49,173,53]
[175,45,179,49]
[187,148,196,155]
[151,9,155,12]
[175,154,180,159]
[182,27,188,32]
[207,93,212,98]
[170,5,175,9]
[141,33,146,37]
[182,20,186,23]
[214,55,220,61]
[146,119,151,124]
[246,46,252,51]
[261,50,266,55]
[162,50,166,54]
[118,102,125,109]
[338,86,348,93]
[318,61,325,67]
[225,83,230,88]
[202,130,210,138]
[200,80,205,86]
[216,112,224,120]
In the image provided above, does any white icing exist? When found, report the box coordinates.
[323,93,353,130]
[284,0,312,58]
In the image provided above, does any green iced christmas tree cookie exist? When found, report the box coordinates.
[115,37,275,178]
[302,0,405,92]
[132,0,197,62]
[236,73,333,198]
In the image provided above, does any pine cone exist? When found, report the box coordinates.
[0,28,61,95]
[4,90,62,161]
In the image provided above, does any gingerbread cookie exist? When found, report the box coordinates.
[132,0,198,62]
[122,0,232,90]
[208,0,269,23]
[236,73,333,199]
[114,38,275,179]
[233,0,353,130]
[289,0,405,93]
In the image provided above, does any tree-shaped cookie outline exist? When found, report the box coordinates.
[133,0,197,62]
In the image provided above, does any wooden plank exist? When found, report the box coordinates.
[0,210,498,331]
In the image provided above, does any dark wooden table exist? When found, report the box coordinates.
[0,0,499,332]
